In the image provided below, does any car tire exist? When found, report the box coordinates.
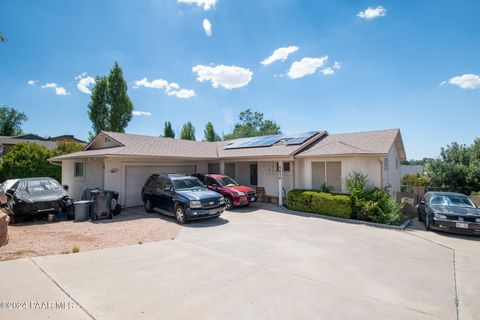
[144,199,154,213]
[91,213,97,221]
[8,214,15,225]
[174,204,187,225]
[225,197,233,210]
[424,214,432,231]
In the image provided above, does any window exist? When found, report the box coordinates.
[74,161,84,177]
[283,162,291,172]
[208,163,220,174]
[395,157,399,170]
[383,158,389,171]
[205,176,217,186]
[312,161,342,191]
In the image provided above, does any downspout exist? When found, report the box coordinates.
[379,158,384,189]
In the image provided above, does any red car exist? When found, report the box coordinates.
[193,174,256,209]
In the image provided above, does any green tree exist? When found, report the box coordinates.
[224,108,281,140]
[0,106,28,136]
[87,62,134,138]
[180,121,196,140]
[204,122,221,141]
[163,121,175,138]
[0,32,5,42]
[425,138,480,194]
[0,143,57,181]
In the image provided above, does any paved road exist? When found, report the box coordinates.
[0,204,478,320]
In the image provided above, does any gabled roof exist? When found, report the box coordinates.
[50,130,326,161]
[296,129,406,159]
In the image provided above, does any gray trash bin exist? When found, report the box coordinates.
[74,200,92,221]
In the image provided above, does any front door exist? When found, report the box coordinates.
[250,163,258,186]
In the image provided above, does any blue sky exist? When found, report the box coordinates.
[0,0,479,159]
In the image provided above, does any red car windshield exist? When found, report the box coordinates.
[217,177,239,187]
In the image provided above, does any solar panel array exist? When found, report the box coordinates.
[224,131,319,150]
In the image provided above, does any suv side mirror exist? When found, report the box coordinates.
[6,188,14,196]
[62,185,69,191]
[212,183,218,188]
[419,200,425,205]
[164,186,172,193]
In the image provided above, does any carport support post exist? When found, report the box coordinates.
[278,160,283,206]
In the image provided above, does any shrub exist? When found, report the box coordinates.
[319,182,332,193]
[287,189,352,219]
[401,173,429,187]
[345,172,403,225]
[72,245,80,253]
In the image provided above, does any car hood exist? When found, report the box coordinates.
[225,185,255,193]
[16,189,67,202]
[431,205,480,216]
[176,189,221,200]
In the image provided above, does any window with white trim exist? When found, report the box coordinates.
[383,158,389,171]
[74,161,84,178]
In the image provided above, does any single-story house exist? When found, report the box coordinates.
[50,128,406,207]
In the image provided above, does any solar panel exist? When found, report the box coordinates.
[285,131,318,145]
[224,131,319,149]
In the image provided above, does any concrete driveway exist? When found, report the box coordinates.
[0,204,478,320]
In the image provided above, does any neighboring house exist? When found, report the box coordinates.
[0,134,86,156]
[400,164,424,177]
[50,128,406,207]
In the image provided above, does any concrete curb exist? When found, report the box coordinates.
[281,206,413,230]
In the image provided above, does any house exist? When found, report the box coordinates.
[49,128,406,207]
[0,134,86,156]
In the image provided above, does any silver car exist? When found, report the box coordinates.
[0,179,19,206]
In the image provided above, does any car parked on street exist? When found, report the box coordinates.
[193,173,256,210]
[418,191,480,235]
[141,174,225,224]
[0,179,19,206]
[6,177,69,224]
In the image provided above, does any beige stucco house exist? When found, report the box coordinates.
[50,128,406,207]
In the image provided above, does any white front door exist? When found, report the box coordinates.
[124,165,195,207]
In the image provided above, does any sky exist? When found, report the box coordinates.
[0,0,479,159]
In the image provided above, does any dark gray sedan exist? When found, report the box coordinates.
[418,192,480,235]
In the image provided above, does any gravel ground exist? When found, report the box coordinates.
[0,207,180,261]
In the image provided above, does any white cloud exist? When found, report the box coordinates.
[76,74,95,94]
[357,6,387,20]
[287,56,328,79]
[178,0,217,11]
[446,74,480,89]
[203,19,212,36]
[27,80,38,86]
[261,46,299,65]
[333,61,341,69]
[41,83,69,95]
[133,77,196,98]
[192,64,253,89]
[321,67,335,76]
[132,111,152,116]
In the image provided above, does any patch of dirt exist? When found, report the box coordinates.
[0,207,181,261]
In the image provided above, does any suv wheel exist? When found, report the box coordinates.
[175,204,187,224]
[225,197,233,210]
[144,199,154,213]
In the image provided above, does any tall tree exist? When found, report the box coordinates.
[224,108,281,140]
[180,121,196,140]
[87,77,109,138]
[87,62,134,138]
[204,122,221,141]
[163,121,175,138]
[108,62,133,132]
[0,32,5,42]
[0,106,28,136]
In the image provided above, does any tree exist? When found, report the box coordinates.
[224,108,281,140]
[0,33,5,42]
[87,62,134,138]
[204,122,221,141]
[0,106,28,136]
[0,141,85,182]
[163,121,175,138]
[425,138,480,194]
[180,121,196,140]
